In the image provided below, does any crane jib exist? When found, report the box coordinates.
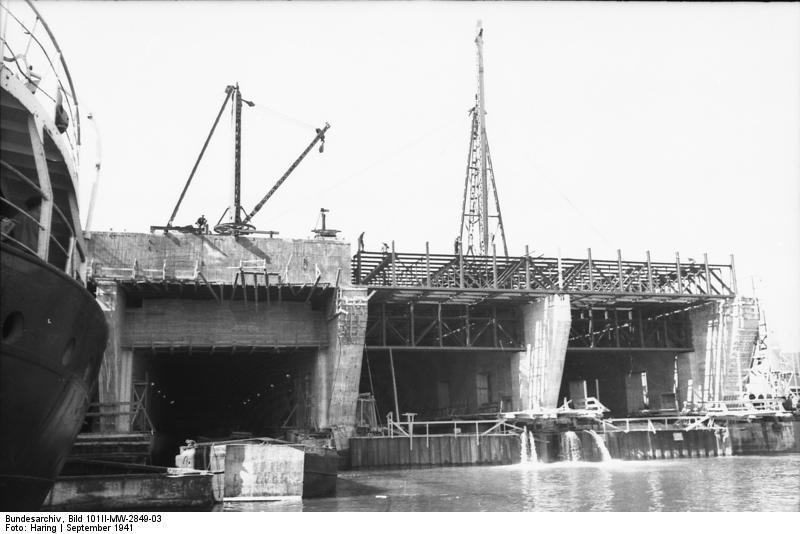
[240,123,330,227]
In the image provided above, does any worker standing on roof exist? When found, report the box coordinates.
[196,215,208,234]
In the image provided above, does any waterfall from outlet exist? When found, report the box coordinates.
[585,429,611,461]
[528,430,538,463]
[560,431,582,461]
[519,430,539,463]
[520,430,529,463]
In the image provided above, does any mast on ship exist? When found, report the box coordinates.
[459,21,508,257]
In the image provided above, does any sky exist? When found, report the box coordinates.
[29,1,800,351]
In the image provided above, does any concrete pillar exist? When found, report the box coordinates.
[311,287,368,450]
[95,281,134,432]
[511,295,571,410]
[684,297,759,404]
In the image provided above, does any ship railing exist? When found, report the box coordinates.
[0,0,81,168]
[599,415,719,433]
[0,182,76,270]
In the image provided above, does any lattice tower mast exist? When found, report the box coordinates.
[459,21,508,256]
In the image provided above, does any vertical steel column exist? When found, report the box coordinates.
[588,306,595,348]
[646,250,654,292]
[729,254,738,294]
[675,252,683,294]
[703,252,712,295]
[617,249,624,291]
[587,248,594,291]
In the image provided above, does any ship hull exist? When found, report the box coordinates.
[0,244,108,510]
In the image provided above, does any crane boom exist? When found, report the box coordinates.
[166,86,234,228]
[240,123,330,227]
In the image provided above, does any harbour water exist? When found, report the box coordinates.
[219,454,800,512]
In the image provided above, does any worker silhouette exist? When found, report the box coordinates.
[358,232,365,252]
[195,215,208,234]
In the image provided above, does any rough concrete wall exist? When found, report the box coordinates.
[686,298,759,402]
[95,281,133,432]
[87,232,351,285]
[122,300,325,348]
[311,287,368,449]
[720,298,759,398]
[511,295,571,410]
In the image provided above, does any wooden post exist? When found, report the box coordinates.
[389,348,400,420]
[465,305,471,347]
[437,303,443,347]
[459,241,465,287]
[729,253,738,294]
[410,302,415,347]
[391,240,397,286]
[557,248,563,290]
[425,241,431,287]
[525,245,531,289]
[356,249,362,283]
[492,306,498,346]
[492,244,498,289]
[381,302,387,346]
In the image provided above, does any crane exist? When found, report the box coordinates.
[151,83,329,236]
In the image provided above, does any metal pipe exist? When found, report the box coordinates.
[167,87,233,228]
[389,348,400,420]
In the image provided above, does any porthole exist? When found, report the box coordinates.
[2,311,24,342]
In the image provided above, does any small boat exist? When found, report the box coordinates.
[176,436,338,501]
[0,0,108,510]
